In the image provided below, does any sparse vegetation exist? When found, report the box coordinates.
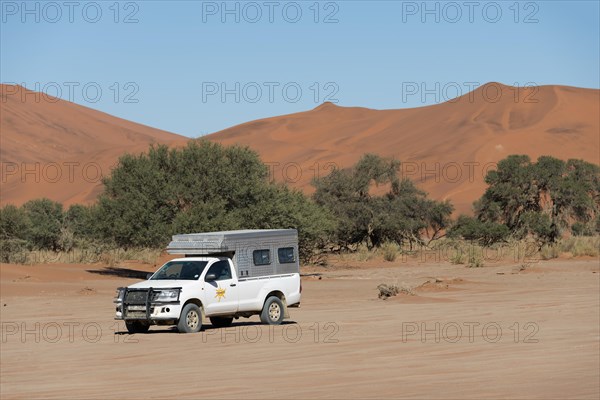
[312,154,453,250]
[540,243,560,260]
[0,239,29,264]
[377,283,399,299]
[519,263,531,272]
[380,241,400,262]
[95,141,334,260]
[0,141,335,264]
[377,282,415,299]
[1,151,598,266]
[449,250,466,265]
[474,155,600,245]
[539,236,599,259]
[448,215,510,246]
[398,283,416,296]
[0,242,162,266]
[467,255,484,268]
[557,236,600,257]
[355,243,377,262]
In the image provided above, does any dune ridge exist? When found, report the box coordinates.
[209,83,600,213]
[2,83,598,213]
[0,85,187,205]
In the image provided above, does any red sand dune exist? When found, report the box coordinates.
[2,83,599,214]
[209,83,600,214]
[0,84,186,206]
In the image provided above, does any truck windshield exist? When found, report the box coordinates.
[150,261,208,280]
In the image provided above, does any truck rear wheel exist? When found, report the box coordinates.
[177,303,203,333]
[125,321,150,334]
[260,296,285,325]
[210,317,234,328]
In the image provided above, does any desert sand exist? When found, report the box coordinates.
[1,257,598,399]
[2,83,599,214]
[209,83,600,214]
[0,84,186,206]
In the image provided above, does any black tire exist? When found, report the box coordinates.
[260,296,285,325]
[125,321,150,334]
[177,303,203,333]
[210,317,234,328]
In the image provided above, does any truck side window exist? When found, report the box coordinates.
[278,247,295,263]
[205,260,232,281]
[253,249,271,266]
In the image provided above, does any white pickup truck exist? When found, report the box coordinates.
[114,229,302,333]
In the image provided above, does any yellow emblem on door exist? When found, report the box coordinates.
[215,287,226,302]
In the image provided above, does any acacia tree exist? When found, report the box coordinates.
[448,215,510,246]
[475,155,600,243]
[312,154,453,249]
[93,140,333,259]
[0,204,32,262]
[21,199,64,251]
[0,204,30,241]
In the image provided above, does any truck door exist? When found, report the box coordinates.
[203,260,239,315]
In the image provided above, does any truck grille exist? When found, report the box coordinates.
[125,290,148,304]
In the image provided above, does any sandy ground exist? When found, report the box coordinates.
[1,257,599,399]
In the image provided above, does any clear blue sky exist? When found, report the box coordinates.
[2,0,599,137]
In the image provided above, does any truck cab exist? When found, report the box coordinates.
[114,230,301,333]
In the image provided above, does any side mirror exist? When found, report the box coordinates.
[146,273,153,280]
[205,273,217,282]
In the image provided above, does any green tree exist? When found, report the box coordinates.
[95,141,266,247]
[475,155,600,243]
[448,215,510,245]
[313,154,453,248]
[244,184,335,260]
[21,199,64,250]
[422,199,455,243]
[94,140,333,259]
[64,204,96,238]
[475,155,539,230]
[0,204,32,262]
[0,204,31,241]
[554,159,600,229]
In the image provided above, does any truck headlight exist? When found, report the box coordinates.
[152,289,180,302]
[114,288,125,303]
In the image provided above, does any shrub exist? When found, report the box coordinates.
[467,246,484,268]
[448,215,510,245]
[449,250,466,264]
[64,204,96,238]
[58,228,75,252]
[380,241,399,262]
[0,204,31,241]
[22,199,64,251]
[0,239,29,263]
[559,236,600,257]
[520,211,557,244]
[571,222,593,237]
[354,243,375,262]
[377,283,399,299]
[539,244,559,260]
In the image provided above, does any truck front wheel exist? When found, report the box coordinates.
[177,303,203,333]
[260,296,285,325]
[125,321,150,334]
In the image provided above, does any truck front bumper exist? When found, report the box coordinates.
[114,287,183,322]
